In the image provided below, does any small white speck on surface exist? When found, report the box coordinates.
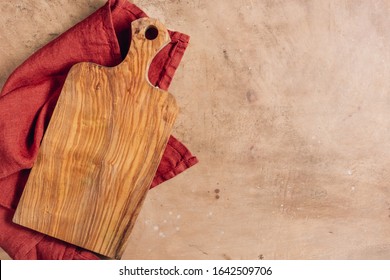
[347,170,353,175]
[280,204,284,207]
[351,186,355,191]
[159,232,166,238]
[176,227,180,231]
[163,219,167,223]
[176,214,181,219]
[208,212,213,216]
[153,225,159,231]
[221,231,225,235]
[169,211,173,215]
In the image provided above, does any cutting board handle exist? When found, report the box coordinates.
[120,18,170,87]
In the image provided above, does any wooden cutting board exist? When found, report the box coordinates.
[13,18,179,259]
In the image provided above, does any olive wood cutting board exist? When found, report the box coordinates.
[13,18,179,259]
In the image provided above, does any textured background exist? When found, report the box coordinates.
[1,0,390,259]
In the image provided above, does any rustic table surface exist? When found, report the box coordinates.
[1,0,390,260]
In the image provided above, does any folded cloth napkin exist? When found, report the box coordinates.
[0,0,198,259]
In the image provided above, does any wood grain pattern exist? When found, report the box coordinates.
[13,18,178,259]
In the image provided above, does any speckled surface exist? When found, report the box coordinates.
[2,0,390,260]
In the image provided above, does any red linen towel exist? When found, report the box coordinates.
[0,0,198,259]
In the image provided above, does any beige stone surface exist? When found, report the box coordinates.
[1,0,390,260]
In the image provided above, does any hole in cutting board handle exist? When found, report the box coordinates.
[145,25,159,40]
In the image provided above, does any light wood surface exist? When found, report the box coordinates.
[13,18,178,259]
[2,0,390,260]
